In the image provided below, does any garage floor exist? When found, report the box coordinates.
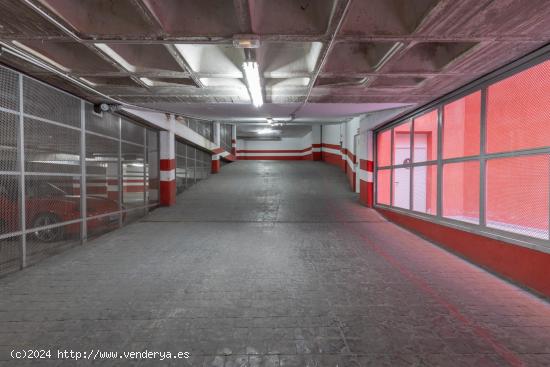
[1,161,549,366]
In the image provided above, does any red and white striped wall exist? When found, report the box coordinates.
[342,147,356,192]
[312,144,322,160]
[212,123,237,173]
[318,121,374,207]
[159,130,176,206]
[311,125,322,160]
[320,143,342,167]
[358,131,374,207]
[212,147,236,171]
[236,135,314,160]
[237,147,313,160]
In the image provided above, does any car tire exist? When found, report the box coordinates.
[32,213,64,243]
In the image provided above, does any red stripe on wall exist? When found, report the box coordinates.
[360,159,374,173]
[237,155,313,161]
[211,159,220,173]
[237,147,313,153]
[378,208,550,297]
[340,148,356,164]
[312,143,322,148]
[322,143,340,150]
[159,180,176,206]
[360,181,373,207]
[212,147,225,154]
[321,151,341,166]
[160,158,176,171]
[345,158,356,191]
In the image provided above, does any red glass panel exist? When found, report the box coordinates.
[443,91,481,159]
[376,169,391,205]
[486,60,550,153]
[442,161,479,224]
[413,110,438,162]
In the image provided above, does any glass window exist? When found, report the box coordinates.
[486,154,549,239]
[443,91,481,159]
[392,167,410,209]
[393,121,411,166]
[412,164,437,215]
[486,59,550,153]
[375,59,550,244]
[442,161,479,224]
[413,110,438,162]
[376,129,391,167]
[376,169,391,205]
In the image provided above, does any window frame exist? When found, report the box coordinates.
[373,47,550,254]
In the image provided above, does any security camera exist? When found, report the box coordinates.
[93,103,110,114]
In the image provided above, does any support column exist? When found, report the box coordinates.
[359,130,374,207]
[159,130,176,206]
[212,122,221,174]
[311,125,322,161]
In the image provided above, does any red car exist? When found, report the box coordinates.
[0,179,121,242]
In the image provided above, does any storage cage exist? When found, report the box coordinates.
[175,140,212,195]
[0,65,160,276]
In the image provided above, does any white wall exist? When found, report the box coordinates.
[321,124,342,146]
[236,133,313,157]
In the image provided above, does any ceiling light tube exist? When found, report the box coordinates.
[257,128,274,135]
[243,61,263,108]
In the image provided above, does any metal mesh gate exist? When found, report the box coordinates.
[0,65,160,276]
[175,140,211,195]
[220,123,232,153]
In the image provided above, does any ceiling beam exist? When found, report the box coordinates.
[164,44,205,88]
[233,0,252,34]
[293,0,352,110]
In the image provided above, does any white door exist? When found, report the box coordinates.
[393,134,410,208]
[412,134,428,211]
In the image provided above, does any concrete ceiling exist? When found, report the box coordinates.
[0,0,548,123]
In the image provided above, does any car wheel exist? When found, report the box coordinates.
[32,213,64,243]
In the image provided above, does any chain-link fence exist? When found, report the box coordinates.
[184,118,214,141]
[175,140,211,195]
[220,123,233,153]
[0,65,160,276]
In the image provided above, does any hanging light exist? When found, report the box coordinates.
[243,61,263,107]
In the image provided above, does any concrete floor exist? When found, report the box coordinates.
[1,161,550,367]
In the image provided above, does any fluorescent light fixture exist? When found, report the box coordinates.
[257,128,274,135]
[12,41,70,72]
[233,35,261,49]
[243,61,263,108]
[95,43,135,72]
[140,77,154,86]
